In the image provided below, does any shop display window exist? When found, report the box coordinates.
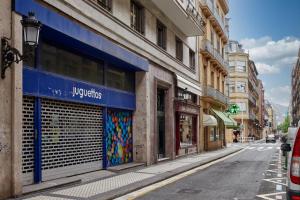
[179,114,196,147]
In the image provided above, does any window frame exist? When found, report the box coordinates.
[96,0,112,12]
[189,49,195,70]
[175,36,183,62]
[156,20,167,50]
[130,0,145,35]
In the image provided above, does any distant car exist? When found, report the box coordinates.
[284,127,300,199]
[266,134,276,143]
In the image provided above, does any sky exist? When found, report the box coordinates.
[228,0,300,109]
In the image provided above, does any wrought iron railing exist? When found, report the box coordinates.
[201,39,229,69]
[202,85,229,105]
[199,0,228,38]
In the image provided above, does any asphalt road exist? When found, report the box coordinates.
[136,142,285,200]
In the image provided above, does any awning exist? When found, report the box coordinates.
[203,114,218,127]
[211,109,237,128]
[176,74,202,96]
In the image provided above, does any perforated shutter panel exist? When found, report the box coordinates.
[41,99,103,181]
[22,96,35,185]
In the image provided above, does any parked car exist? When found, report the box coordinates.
[283,127,300,199]
[266,134,276,143]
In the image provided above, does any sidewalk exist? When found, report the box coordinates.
[14,144,246,200]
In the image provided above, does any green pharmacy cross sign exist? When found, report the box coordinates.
[227,104,240,115]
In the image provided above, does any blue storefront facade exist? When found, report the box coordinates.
[14,0,148,185]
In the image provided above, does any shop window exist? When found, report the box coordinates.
[157,20,167,50]
[177,88,197,104]
[130,1,145,34]
[189,49,195,70]
[176,36,183,62]
[96,0,112,12]
[179,114,196,147]
[105,65,135,92]
[40,42,104,85]
[209,127,218,141]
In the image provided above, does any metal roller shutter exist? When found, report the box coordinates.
[41,99,103,181]
[22,96,35,185]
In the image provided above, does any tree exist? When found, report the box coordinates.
[277,115,290,133]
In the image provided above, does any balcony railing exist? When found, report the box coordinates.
[199,0,228,38]
[202,85,229,105]
[248,94,256,106]
[249,112,256,120]
[201,39,229,70]
[151,0,205,36]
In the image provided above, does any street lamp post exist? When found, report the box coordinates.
[1,12,41,79]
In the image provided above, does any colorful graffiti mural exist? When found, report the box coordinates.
[106,110,133,166]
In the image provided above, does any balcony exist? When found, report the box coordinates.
[199,0,228,40]
[248,94,256,106]
[249,112,256,121]
[151,0,205,36]
[202,85,229,105]
[200,39,229,72]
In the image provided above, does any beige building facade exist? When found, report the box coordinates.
[198,0,234,150]
[228,41,263,141]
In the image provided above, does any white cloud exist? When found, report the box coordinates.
[239,36,300,75]
[265,85,291,107]
[256,63,280,74]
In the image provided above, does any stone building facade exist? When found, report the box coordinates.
[0,0,205,198]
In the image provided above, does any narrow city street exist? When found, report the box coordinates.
[120,142,287,200]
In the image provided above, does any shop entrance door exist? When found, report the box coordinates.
[157,88,166,159]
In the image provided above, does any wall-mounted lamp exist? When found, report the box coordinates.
[1,12,41,79]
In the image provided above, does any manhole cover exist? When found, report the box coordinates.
[177,188,202,194]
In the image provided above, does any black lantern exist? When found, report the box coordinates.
[1,12,41,79]
[21,12,41,47]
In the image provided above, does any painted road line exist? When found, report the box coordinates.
[114,149,246,200]
[276,184,282,191]
[247,147,256,150]
[276,195,283,199]
[256,192,286,200]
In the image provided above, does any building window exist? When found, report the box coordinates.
[236,102,247,112]
[157,20,167,50]
[40,41,104,85]
[217,76,220,91]
[211,29,214,46]
[97,0,112,12]
[176,36,183,61]
[189,49,195,69]
[105,65,135,92]
[236,81,246,93]
[39,41,135,92]
[209,127,218,141]
[229,81,235,93]
[179,114,196,147]
[236,61,246,72]
[130,1,144,34]
[217,39,221,52]
[211,71,214,87]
